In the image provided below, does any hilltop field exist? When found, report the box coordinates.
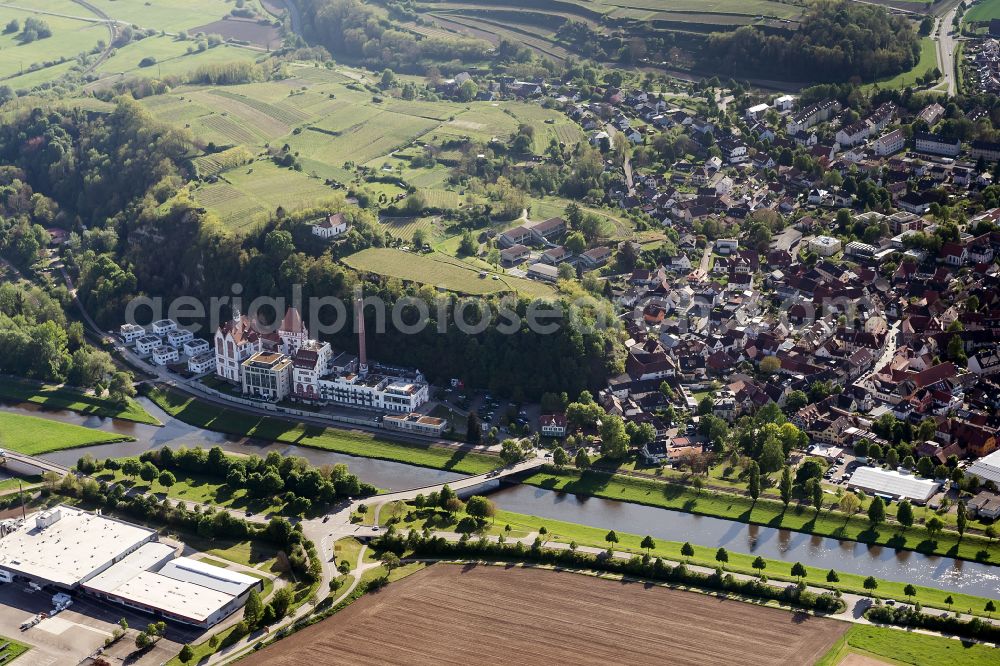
[0,0,274,92]
[139,68,587,230]
[130,60,642,295]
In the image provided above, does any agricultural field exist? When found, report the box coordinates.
[343,247,557,298]
[191,160,340,231]
[1,0,274,90]
[242,564,848,666]
[409,0,804,60]
[84,0,271,34]
[141,73,581,232]
[0,2,109,84]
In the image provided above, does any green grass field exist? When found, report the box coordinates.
[379,502,1000,618]
[95,38,261,80]
[523,469,1000,564]
[0,3,107,82]
[0,635,29,664]
[0,378,160,425]
[0,412,134,455]
[144,386,501,474]
[95,468,287,516]
[193,160,341,230]
[965,0,1000,23]
[343,247,557,298]
[83,0,266,33]
[865,36,938,91]
[816,625,1000,666]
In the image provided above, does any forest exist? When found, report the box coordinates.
[703,1,920,83]
[292,0,493,72]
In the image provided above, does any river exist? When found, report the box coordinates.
[488,484,1000,599]
[0,398,465,491]
[2,400,998,598]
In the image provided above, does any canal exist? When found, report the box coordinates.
[2,399,998,598]
[488,483,1000,599]
[0,398,466,491]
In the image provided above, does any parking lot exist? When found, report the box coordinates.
[439,389,541,438]
[0,583,199,666]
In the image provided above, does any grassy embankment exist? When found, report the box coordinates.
[816,624,1000,666]
[0,412,134,455]
[375,500,1000,618]
[0,378,160,425]
[144,386,501,474]
[520,468,1000,565]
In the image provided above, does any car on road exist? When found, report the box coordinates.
[371,525,380,532]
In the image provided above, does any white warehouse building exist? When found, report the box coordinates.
[846,467,940,504]
[0,506,260,628]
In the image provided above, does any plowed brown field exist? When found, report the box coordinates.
[244,564,848,665]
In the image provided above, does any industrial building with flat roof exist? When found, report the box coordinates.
[969,449,1000,485]
[846,467,940,504]
[84,548,262,628]
[0,506,156,588]
[0,506,260,628]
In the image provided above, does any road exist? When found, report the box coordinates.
[855,320,900,390]
[0,452,70,475]
[935,5,960,96]
[688,241,714,281]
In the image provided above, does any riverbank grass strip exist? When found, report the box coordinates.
[0,412,135,455]
[0,378,160,425]
[816,624,1000,666]
[378,502,999,618]
[522,468,1000,564]
[144,386,501,475]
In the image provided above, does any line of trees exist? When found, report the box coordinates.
[372,530,845,614]
[866,603,1000,642]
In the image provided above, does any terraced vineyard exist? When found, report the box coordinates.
[407,0,806,61]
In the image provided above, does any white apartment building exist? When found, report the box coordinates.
[151,319,177,336]
[241,351,292,401]
[136,335,162,355]
[119,324,145,344]
[151,346,179,366]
